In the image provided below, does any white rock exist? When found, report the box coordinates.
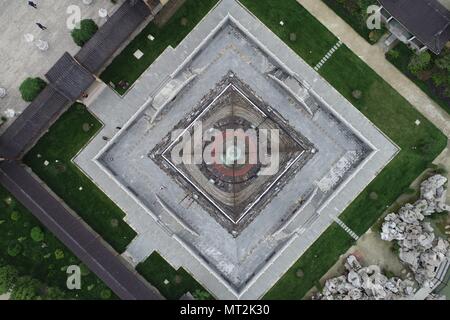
[380,175,450,290]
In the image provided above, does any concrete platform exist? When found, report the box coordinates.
[74,0,399,299]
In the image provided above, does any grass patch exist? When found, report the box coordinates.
[24,103,136,253]
[319,45,447,233]
[0,185,116,299]
[100,0,220,95]
[241,0,337,66]
[386,43,450,114]
[239,0,447,299]
[136,252,213,300]
[264,224,354,299]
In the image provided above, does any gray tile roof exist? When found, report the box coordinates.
[46,52,95,101]
[379,0,450,54]
[0,86,69,159]
[75,0,151,74]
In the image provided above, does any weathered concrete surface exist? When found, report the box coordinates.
[74,0,398,299]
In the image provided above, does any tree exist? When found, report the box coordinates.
[435,53,450,72]
[43,286,66,300]
[7,241,22,257]
[30,226,44,242]
[408,51,431,74]
[0,265,19,294]
[19,77,47,102]
[10,276,40,300]
[432,72,447,87]
[71,19,98,47]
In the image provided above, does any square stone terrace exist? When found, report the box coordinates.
[96,18,371,290]
[150,75,314,233]
[75,0,399,299]
[0,0,124,132]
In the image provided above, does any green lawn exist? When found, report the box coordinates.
[100,0,220,95]
[24,103,136,253]
[386,43,450,114]
[136,252,213,300]
[0,185,116,300]
[320,45,447,233]
[264,223,353,299]
[238,0,447,299]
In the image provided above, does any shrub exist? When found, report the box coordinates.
[44,286,66,300]
[387,49,399,60]
[79,263,90,276]
[7,242,22,257]
[408,51,431,74]
[19,77,47,102]
[10,211,20,221]
[54,249,65,260]
[435,53,450,71]
[71,19,98,47]
[30,226,44,242]
[368,30,382,43]
[352,89,362,100]
[100,289,112,300]
[192,289,211,300]
[10,276,40,300]
[0,265,19,294]
[431,72,447,87]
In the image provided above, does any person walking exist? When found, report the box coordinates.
[36,22,47,30]
[28,1,38,9]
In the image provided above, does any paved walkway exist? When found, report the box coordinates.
[297,0,450,138]
[0,0,124,133]
[333,216,359,241]
[0,293,10,300]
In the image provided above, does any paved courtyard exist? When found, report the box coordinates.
[74,0,398,299]
[0,0,124,132]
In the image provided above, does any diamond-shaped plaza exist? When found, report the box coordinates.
[75,0,398,299]
[150,74,314,233]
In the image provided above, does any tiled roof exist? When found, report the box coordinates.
[46,52,95,101]
[379,0,450,54]
[75,0,151,74]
